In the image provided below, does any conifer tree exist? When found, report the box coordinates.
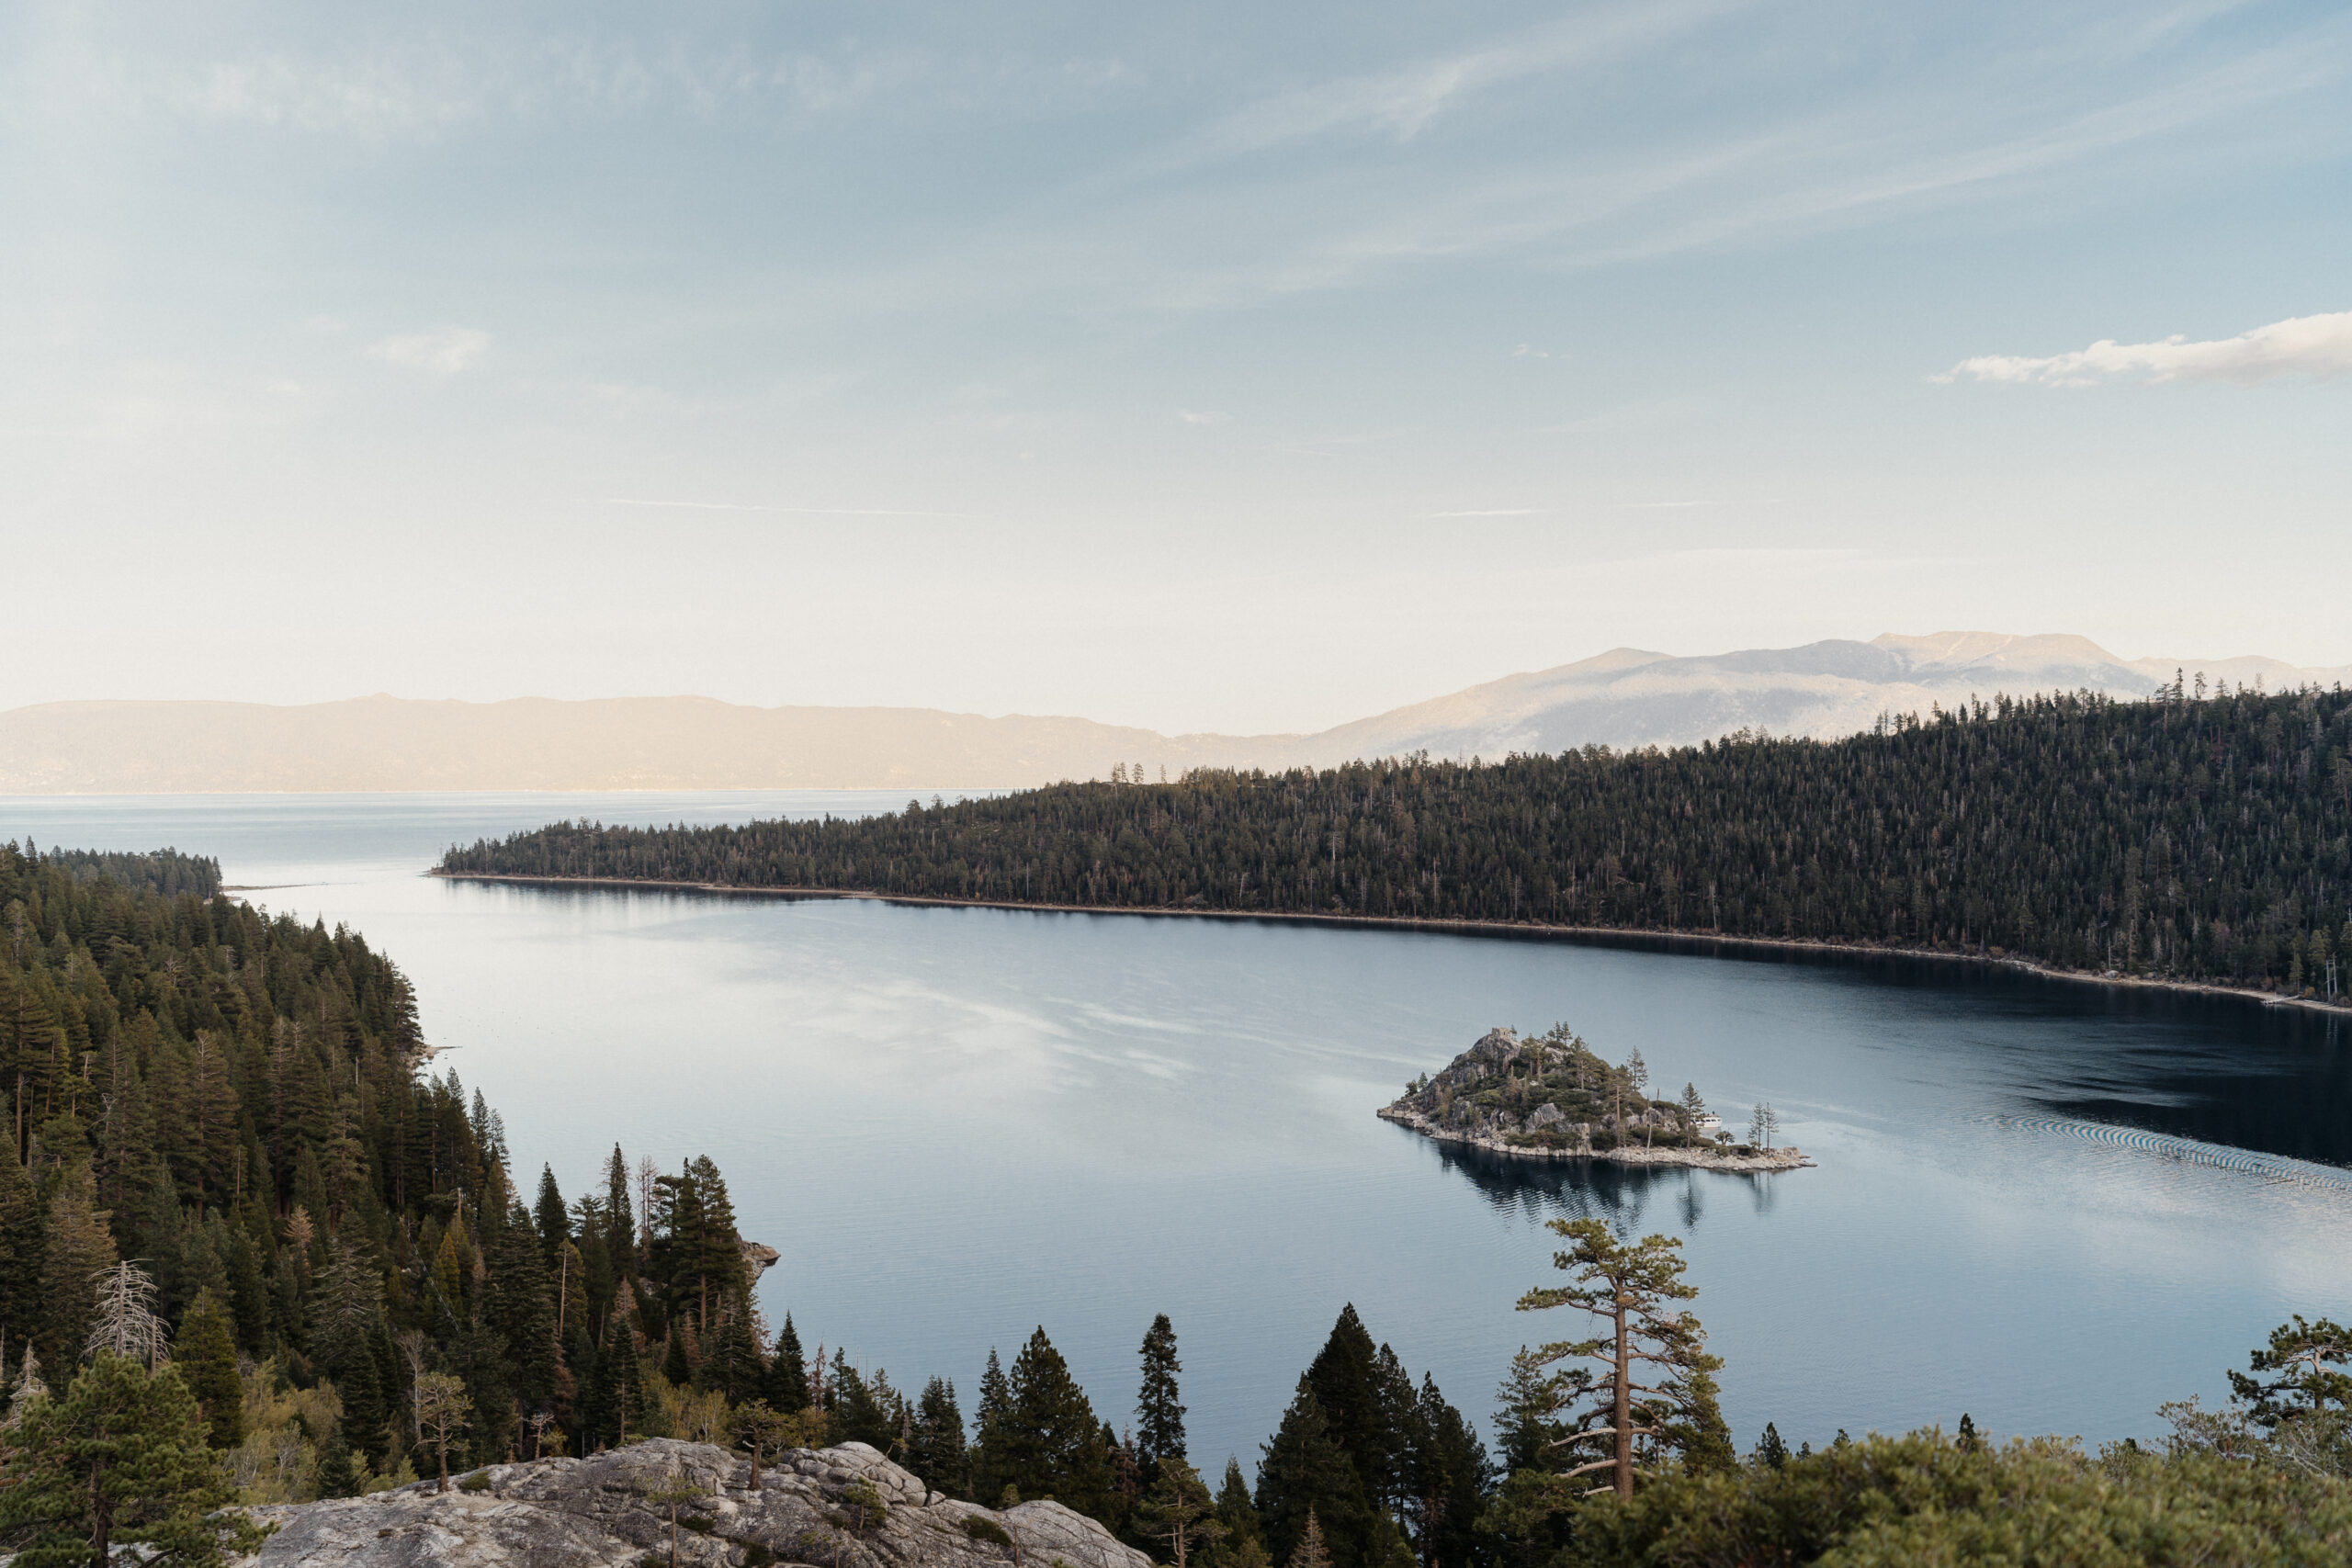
[36,1164,117,1371]
[0,1353,266,1568]
[699,1296,766,1404]
[485,1205,560,1416]
[1288,1508,1332,1568]
[1137,1313,1187,1482]
[1213,1457,1264,1562]
[1516,1217,1719,1501]
[767,1314,809,1415]
[911,1375,969,1498]
[974,1328,1117,1525]
[0,1141,45,1341]
[1306,1305,1393,1512]
[535,1164,569,1262]
[175,1289,243,1449]
[602,1145,637,1287]
[1136,1456,1227,1568]
[1257,1379,1373,1568]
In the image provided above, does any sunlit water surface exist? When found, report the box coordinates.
[9,792,2350,1471]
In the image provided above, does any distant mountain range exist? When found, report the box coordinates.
[3,632,2346,793]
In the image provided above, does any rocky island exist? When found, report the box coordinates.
[1378,1025,1812,1172]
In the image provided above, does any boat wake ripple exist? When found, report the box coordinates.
[1997,1115,2352,1195]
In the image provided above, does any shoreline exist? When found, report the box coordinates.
[426,870,2352,1019]
[1374,1104,1814,1172]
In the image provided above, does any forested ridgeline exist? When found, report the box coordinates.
[29,843,220,898]
[441,685,2352,992]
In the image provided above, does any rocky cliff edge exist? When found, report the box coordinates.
[239,1438,1154,1568]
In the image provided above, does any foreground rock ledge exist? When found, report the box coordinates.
[240,1438,1153,1568]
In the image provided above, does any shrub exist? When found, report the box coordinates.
[457,1472,492,1494]
[964,1517,1015,1548]
[1556,1430,2352,1566]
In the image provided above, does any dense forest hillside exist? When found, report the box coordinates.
[441,685,2352,992]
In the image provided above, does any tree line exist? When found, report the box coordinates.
[440,684,2352,995]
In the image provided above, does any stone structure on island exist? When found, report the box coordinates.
[237,1438,1152,1568]
[1377,1025,1812,1172]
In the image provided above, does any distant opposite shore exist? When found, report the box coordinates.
[427,869,2352,1020]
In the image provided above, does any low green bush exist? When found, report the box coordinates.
[964,1517,1015,1548]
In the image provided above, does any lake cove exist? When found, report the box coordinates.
[8,791,2351,1469]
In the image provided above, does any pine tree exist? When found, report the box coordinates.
[485,1205,560,1416]
[1135,1457,1227,1568]
[975,1327,1117,1525]
[1518,1218,1719,1500]
[1306,1305,1393,1512]
[911,1376,969,1498]
[602,1145,637,1287]
[971,1347,1012,1498]
[534,1164,570,1262]
[307,1238,382,1379]
[767,1314,809,1414]
[1214,1457,1263,1557]
[1137,1313,1187,1482]
[0,1353,267,1568]
[1257,1379,1373,1568]
[176,1289,243,1449]
[37,1164,118,1371]
[1289,1509,1332,1568]
[698,1295,766,1404]
[1753,1422,1789,1468]
[0,1140,45,1342]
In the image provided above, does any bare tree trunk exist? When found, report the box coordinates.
[1613,1291,1633,1500]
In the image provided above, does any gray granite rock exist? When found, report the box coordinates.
[239,1440,1154,1568]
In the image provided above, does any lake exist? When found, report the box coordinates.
[8,791,2350,1475]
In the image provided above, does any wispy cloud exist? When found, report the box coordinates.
[368,328,489,374]
[1180,0,1745,157]
[1176,410,1230,424]
[1941,309,2352,386]
[605,499,976,517]
[1429,508,1541,517]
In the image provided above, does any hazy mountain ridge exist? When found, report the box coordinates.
[3,633,2344,793]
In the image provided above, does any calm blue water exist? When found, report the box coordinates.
[8,792,2351,1475]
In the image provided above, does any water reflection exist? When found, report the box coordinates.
[1427,1142,1792,1236]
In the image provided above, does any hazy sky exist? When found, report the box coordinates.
[6,1,2348,734]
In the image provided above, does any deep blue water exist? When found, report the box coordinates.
[8,792,2350,1475]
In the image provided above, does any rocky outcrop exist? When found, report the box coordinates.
[1381,1027,1814,1172]
[240,1440,1153,1568]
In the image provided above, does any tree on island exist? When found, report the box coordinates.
[1513,1218,1723,1501]
[1623,1052,1649,1147]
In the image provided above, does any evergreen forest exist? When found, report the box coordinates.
[440,684,2352,995]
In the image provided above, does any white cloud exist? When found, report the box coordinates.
[367,328,489,374]
[1176,410,1230,424]
[1943,310,2352,387]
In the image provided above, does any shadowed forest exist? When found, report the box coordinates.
[445,686,2352,996]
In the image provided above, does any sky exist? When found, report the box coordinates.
[5,0,2348,736]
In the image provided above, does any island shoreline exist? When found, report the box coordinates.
[1374,1104,1813,1172]
[426,870,2351,1019]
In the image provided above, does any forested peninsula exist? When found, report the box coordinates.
[440,684,2352,998]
